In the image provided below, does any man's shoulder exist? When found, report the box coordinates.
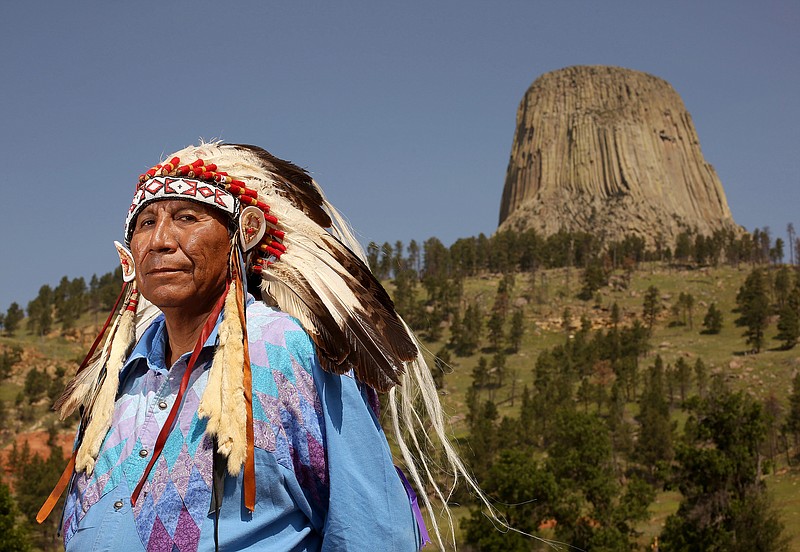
[245,300,314,356]
[246,300,301,328]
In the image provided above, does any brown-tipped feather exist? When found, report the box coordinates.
[318,233,418,361]
[232,144,332,228]
[277,238,414,392]
[263,264,350,366]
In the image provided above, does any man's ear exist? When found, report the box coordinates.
[238,206,267,251]
[114,241,136,282]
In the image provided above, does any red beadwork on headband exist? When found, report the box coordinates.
[135,157,285,273]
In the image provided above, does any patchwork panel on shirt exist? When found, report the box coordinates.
[248,302,329,509]
[63,367,157,545]
[64,301,331,552]
[63,359,213,551]
[127,406,214,552]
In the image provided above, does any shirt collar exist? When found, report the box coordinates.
[120,294,255,377]
[121,310,222,377]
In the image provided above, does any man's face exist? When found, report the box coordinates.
[130,200,231,315]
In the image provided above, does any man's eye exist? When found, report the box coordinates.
[178,214,197,222]
[138,218,154,228]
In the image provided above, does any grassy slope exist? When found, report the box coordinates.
[398,263,800,547]
[2,263,799,547]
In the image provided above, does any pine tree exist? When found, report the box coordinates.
[378,242,393,279]
[763,393,783,473]
[392,265,418,321]
[4,302,23,336]
[771,237,785,264]
[452,302,481,356]
[26,285,54,336]
[57,276,87,331]
[508,307,525,352]
[471,356,489,390]
[675,356,692,403]
[635,356,674,480]
[407,239,420,275]
[23,368,48,404]
[578,257,608,300]
[642,285,661,333]
[467,400,499,480]
[660,387,789,551]
[611,301,621,329]
[486,309,505,351]
[432,347,450,390]
[518,385,537,446]
[674,231,693,263]
[0,482,31,552]
[735,269,771,352]
[683,292,695,329]
[10,434,67,549]
[702,302,723,334]
[694,358,708,398]
[785,372,800,447]
[366,241,380,275]
[490,350,507,390]
[773,266,792,309]
[608,381,634,461]
[0,347,21,380]
[775,283,800,349]
[546,409,640,549]
[462,450,557,552]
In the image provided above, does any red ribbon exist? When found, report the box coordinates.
[130,284,229,507]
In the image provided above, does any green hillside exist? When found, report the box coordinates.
[2,248,800,550]
[399,263,799,549]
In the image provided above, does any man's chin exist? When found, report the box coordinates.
[139,286,194,310]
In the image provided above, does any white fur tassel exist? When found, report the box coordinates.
[198,282,248,474]
[76,295,137,475]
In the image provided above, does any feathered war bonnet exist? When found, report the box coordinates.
[48,142,419,515]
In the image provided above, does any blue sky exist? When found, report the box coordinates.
[0,1,798,312]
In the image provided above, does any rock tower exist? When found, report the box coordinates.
[498,65,739,246]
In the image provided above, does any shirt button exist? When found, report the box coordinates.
[113,500,124,510]
[139,449,149,458]
[158,400,168,410]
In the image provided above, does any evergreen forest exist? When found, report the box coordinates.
[2,225,800,551]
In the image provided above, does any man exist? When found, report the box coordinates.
[38,143,461,551]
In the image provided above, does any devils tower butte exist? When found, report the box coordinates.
[498,66,739,245]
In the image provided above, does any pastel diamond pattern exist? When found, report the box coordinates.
[63,302,332,552]
[130,414,213,552]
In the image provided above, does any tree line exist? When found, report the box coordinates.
[1,268,123,337]
[368,224,800,284]
[444,281,796,550]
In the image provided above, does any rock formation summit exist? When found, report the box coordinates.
[498,65,739,246]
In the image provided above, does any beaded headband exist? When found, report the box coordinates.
[124,176,238,245]
[126,157,286,273]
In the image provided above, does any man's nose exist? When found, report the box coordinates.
[149,216,178,251]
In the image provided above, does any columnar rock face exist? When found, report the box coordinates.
[498,65,739,246]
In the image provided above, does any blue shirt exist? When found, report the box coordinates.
[62,301,420,551]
